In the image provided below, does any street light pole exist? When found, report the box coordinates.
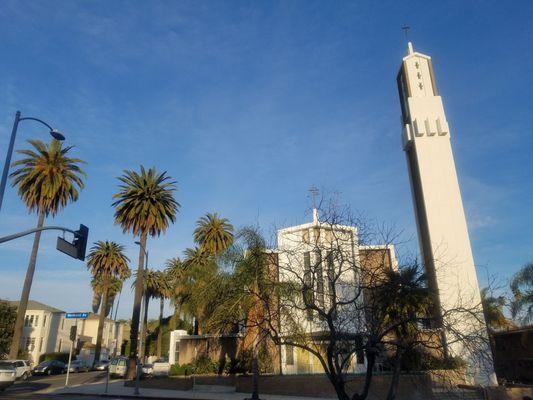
[0,110,66,213]
[134,241,148,396]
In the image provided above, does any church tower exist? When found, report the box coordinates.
[397,42,494,382]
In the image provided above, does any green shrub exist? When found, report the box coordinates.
[38,352,70,364]
[400,349,466,371]
[193,354,218,374]
[0,300,16,358]
[169,363,194,376]
[234,348,274,374]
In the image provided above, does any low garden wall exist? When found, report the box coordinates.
[485,386,533,400]
[236,373,434,400]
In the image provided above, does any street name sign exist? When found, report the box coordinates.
[65,312,89,319]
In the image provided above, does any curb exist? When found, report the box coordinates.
[56,392,208,400]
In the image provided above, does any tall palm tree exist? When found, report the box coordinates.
[8,139,85,358]
[480,288,514,331]
[379,266,431,400]
[87,241,130,364]
[181,247,219,334]
[91,275,124,316]
[165,258,189,328]
[510,263,533,325]
[154,270,172,358]
[132,268,160,359]
[112,166,179,378]
[194,213,234,256]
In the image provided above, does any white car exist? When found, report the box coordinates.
[109,357,128,378]
[141,363,153,376]
[5,360,31,381]
[152,359,170,376]
[0,362,16,391]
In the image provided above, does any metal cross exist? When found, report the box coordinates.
[309,186,319,209]
[401,25,410,41]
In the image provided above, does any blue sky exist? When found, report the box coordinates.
[1,1,532,320]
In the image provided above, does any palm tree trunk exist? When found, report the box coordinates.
[93,281,109,366]
[385,349,403,400]
[127,231,147,379]
[156,297,164,358]
[140,294,149,359]
[9,210,45,359]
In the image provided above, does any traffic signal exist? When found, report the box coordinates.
[56,224,89,261]
[70,325,77,341]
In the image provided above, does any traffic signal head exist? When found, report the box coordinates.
[56,224,89,261]
[70,325,77,341]
[73,224,89,261]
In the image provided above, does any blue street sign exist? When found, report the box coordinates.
[65,312,89,319]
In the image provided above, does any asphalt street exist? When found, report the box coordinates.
[0,371,117,399]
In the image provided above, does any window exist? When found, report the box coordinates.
[61,317,64,330]
[43,315,47,327]
[29,315,34,326]
[25,337,35,352]
[34,315,39,327]
[327,252,335,299]
[24,315,30,327]
[315,250,324,308]
[175,341,180,365]
[39,337,43,352]
[58,339,62,352]
[285,346,294,366]
[303,252,313,321]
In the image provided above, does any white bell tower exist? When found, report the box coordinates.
[397,42,495,383]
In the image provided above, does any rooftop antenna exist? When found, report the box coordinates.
[309,186,320,224]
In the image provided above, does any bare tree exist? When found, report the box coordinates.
[242,198,496,400]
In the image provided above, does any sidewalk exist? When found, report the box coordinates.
[52,380,336,400]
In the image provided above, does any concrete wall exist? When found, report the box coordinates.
[236,374,434,399]
[485,386,533,400]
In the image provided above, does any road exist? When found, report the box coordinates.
[0,371,117,399]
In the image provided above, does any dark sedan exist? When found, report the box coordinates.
[32,360,66,375]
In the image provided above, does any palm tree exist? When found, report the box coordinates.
[91,275,124,316]
[133,268,161,359]
[165,258,189,328]
[8,139,85,358]
[154,270,172,358]
[510,263,533,325]
[480,288,514,331]
[87,241,130,364]
[194,213,234,256]
[375,266,431,400]
[112,166,179,378]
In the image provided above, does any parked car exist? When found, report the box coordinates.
[0,362,16,391]
[152,359,170,376]
[4,360,31,380]
[32,360,66,375]
[93,360,110,371]
[141,363,153,376]
[68,360,90,373]
[108,357,128,378]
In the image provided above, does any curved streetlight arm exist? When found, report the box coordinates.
[18,116,54,131]
[0,226,77,244]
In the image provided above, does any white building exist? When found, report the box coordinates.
[397,42,495,383]
[11,300,124,365]
[275,210,397,374]
[11,300,75,365]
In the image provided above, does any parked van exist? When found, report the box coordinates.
[109,357,128,378]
